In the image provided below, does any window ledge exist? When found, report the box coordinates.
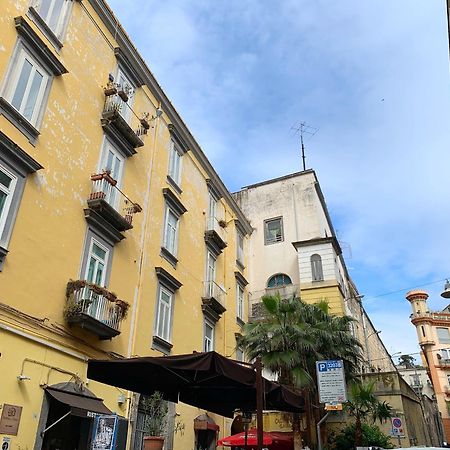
[27,7,63,51]
[166,175,182,194]
[160,246,178,268]
[236,317,245,328]
[236,259,245,271]
[0,98,40,144]
[152,335,172,355]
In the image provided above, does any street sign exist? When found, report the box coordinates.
[391,417,405,437]
[316,360,347,404]
[324,403,343,411]
[2,437,11,450]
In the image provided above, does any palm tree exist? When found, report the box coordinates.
[239,294,362,449]
[345,382,392,446]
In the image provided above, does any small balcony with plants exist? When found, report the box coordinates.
[202,280,227,317]
[102,80,150,152]
[64,280,129,339]
[87,171,142,233]
[204,216,227,254]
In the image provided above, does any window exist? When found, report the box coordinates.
[264,217,283,245]
[34,0,71,38]
[155,285,173,343]
[98,139,125,209]
[437,328,450,344]
[236,283,244,321]
[168,139,182,186]
[410,374,420,387]
[236,347,244,362]
[85,240,109,286]
[116,68,134,123]
[237,231,244,266]
[311,254,324,282]
[0,165,18,240]
[203,320,214,352]
[267,273,292,288]
[205,251,216,297]
[208,192,217,220]
[163,207,179,256]
[4,48,50,126]
[0,131,42,266]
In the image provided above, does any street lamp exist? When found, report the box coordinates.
[441,279,450,299]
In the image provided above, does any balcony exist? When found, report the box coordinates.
[64,280,129,339]
[202,281,227,317]
[204,216,227,254]
[87,172,142,233]
[250,284,300,320]
[101,87,146,153]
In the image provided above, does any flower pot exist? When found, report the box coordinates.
[118,90,129,102]
[143,436,164,450]
[104,87,118,96]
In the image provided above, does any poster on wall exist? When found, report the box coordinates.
[0,404,22,435]
[92,415,118,450]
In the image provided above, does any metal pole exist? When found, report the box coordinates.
[255,357,264,450]
[316,412,329,450]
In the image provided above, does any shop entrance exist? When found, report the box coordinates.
[193,415,219,450]
[35,382,113,450]
[42,397,91,450]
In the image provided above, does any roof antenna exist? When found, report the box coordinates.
[291,122,318,171]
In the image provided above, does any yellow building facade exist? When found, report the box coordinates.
[0,1,251,450]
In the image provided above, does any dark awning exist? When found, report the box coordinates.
[87,351,304,418]
[45,386,112,418]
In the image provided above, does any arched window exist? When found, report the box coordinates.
[267,273,292,288]
[311,254,323,281]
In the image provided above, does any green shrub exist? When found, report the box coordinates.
[329,423,393,450]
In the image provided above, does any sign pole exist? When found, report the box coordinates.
[255,357,264,450]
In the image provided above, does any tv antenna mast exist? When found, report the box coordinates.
[291,122,318,171]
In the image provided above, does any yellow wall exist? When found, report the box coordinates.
[0,1,250,450]
[300,284,345,316]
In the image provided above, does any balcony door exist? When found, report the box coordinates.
[99,140,124,209]
[116,69,134,123]
[85,239,109,319]
[206,251,216,297]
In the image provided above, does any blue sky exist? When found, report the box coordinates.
[107,0,450,360]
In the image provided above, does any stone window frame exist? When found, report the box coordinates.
[0,131,43,269]
[152,267,182,355]
[0,17,68,144]
[79,227,114,287]
[27,0,76,51]
[263,216,284,245]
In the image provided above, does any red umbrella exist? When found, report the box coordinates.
[218,428,273,447]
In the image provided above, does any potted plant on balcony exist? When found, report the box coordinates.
[104,80,118,96]
[142,391,168,450]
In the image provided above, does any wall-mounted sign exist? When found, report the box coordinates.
[316,360,347,404]
[2,437,11,450]
[391,417,405,437]
[92,415,118,450]
[0,404,22,435]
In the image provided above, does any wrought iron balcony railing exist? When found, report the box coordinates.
[88,172,142,232]
[102,85,148,151]
[65,280,129,339]
[202,280,227,315]
[204,216,227,252]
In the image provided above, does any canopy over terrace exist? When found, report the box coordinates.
[87,351,304,418]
